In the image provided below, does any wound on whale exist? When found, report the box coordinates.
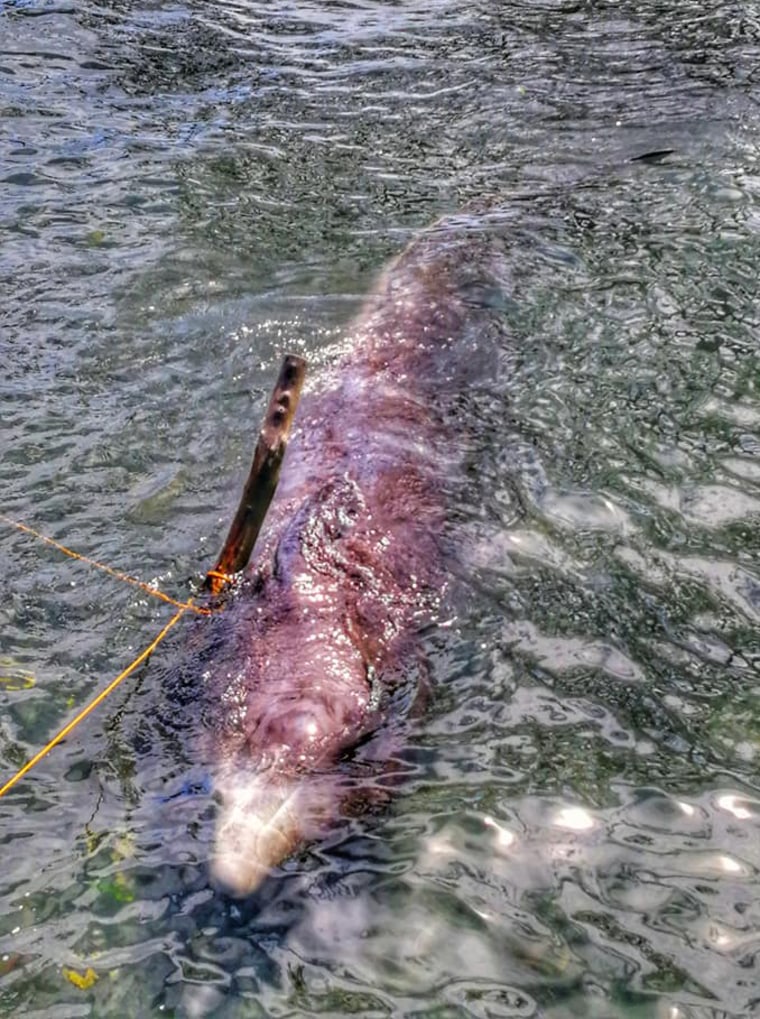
[199,214,507,895]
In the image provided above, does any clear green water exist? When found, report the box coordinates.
[2,1,760,1016]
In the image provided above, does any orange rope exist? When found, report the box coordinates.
[0,604,191,800]
[0,514,210,616]
[205,568,236,593]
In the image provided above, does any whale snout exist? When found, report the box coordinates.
[210,769,333,896]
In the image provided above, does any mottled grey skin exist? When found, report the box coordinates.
[203,218,506,894]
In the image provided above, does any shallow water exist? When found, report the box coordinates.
[2,1,760,1016]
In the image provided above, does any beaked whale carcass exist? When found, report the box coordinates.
[200,214,508,895]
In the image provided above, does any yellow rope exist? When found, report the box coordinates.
[0,605,190,799]
[204,568,236,592]
[0,514,210,616]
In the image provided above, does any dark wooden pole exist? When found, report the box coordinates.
[205,353,306,594]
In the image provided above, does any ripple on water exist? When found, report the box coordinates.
[3,0,760,1016]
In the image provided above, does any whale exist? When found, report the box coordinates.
[200,214,507,895]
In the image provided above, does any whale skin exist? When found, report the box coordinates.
[200,216,506,895]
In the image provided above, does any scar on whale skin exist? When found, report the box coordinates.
[201,215,508,895]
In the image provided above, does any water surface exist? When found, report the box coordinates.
[2,1,760,1016]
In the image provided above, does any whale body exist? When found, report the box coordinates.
[201,216,507,895]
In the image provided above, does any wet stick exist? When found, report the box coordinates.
[205,354,307,594]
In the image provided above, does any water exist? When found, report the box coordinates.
[2,1,760,1015]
